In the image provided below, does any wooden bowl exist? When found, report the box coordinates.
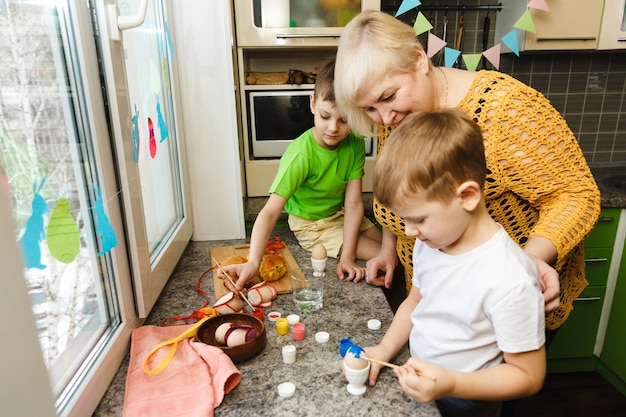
[195,313,266,363]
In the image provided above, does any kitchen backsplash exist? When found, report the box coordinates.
[382,0,626,166]
[500,51,625,166]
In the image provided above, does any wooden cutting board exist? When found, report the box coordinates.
[211,244,303,301]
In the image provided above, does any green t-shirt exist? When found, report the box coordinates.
[269,129,365,220]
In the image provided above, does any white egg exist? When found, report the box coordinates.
[343,351,368,370]
[311,243,327,260]
[215,322,233,344]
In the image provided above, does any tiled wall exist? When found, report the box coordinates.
[500,52,626,166]
[382,0,626,166]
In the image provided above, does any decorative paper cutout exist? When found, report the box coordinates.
[395,0,421,17]
[528,0,550,12]
[155,93,169,142]
[514,10,536,33]
[443,47,461,68]
[462,53,483,71]
[413,12,433,36]
[162,58,171,92]
[93,184,118,256]
[19,177,48,269]
[132,104,140,162]
[148,117,157,158]
[427,32,447,58]
[482,44,502,69]
[46,198,80,264]
[502,29,521,56]
[164,21,175,59]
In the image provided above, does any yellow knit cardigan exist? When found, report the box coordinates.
[374,70,601,330]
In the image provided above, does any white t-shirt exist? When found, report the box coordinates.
[409,225,545,373]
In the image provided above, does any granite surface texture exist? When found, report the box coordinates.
[590,167,626,208]
[93,226,440,417]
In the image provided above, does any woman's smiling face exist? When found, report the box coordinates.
[355,64,438,127]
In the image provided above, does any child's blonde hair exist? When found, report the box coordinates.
[335,10,429,136]
[373,110,487,207]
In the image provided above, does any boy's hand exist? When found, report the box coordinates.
[337,259,366,282]
[395,358,448,403]
[361,345,392,386]
[218,262,258,292]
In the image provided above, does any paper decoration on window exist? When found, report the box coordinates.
[395,0,421,17]
[155,93,169,142]
[413,11,432,36]
[148,117,157,158]
[400,0,549,70]
[164,21,175,59]
[93,184,118,256]
[19,177,48,269]
[46,198,80,264]
[132,104,140,162]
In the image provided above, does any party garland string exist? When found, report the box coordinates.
[395,0,551,70]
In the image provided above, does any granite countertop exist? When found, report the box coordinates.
[93,227,441,417]
[590,167,626,208]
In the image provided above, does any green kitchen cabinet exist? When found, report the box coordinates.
[547,208,621,372]
[599,234,626,397]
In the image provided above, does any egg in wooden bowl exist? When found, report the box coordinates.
[195,313,266,363]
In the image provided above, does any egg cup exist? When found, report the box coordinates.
[343,359,370,395]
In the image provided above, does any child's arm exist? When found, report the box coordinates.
[337,178,365,280]
[396,347,546,403]
[363,286,422,386]
[365,228,398,288]
[221,193,287,291]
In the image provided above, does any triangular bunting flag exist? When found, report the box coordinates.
[483,44,501,69]
[528,0,550,12]
[462,54,482,71]
[395,0,421,17]
[413,11,433,36]
[443,47,461,68]
[501,29,520,56]
[427,32,446,58]
[514,10,537,33]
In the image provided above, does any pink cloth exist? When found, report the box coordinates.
[123,324,241,417]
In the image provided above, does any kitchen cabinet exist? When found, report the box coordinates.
[547,208,621,373]
[496,0,605,51]
[233,1,379,197]
[599,223,626,396]
[598,0,626,50]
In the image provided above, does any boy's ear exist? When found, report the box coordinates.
[457,181,482,211]
[309,94,316,114]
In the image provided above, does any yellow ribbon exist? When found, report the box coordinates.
[142,316,211,375]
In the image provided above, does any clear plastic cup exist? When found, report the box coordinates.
[291,268,324,312]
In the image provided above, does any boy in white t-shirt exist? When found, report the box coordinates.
[362,110,545,417]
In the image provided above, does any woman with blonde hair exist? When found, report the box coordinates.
[335,10,600,342]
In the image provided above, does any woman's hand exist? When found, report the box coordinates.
[533,257,560,313]
[365,249,397,288]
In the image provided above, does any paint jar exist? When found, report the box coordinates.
[276,318,289,336]
[292,322,306,349]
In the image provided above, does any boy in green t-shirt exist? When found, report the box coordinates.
[221,58,382,291]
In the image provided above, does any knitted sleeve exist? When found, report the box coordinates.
[470,72,601,270]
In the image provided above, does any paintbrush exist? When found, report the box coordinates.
[360,354,437,382]
[212,256,255,310]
